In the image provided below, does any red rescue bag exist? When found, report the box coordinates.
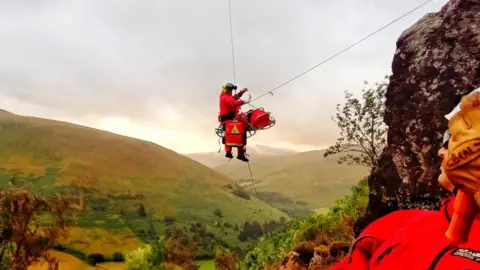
[224,120,244,147]
[249,108,273,129]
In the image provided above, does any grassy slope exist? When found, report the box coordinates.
[0,110,288,255]
[215,150,369,211]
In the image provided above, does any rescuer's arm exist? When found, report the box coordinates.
[224,94,246,107]
[233,88,247,99]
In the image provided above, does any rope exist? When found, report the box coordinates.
[249,0,435,104]
[228,0,236,83]
[246,157,259,196]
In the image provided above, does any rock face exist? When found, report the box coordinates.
[359,0,480,234]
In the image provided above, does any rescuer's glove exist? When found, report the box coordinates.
[442,90,480,206]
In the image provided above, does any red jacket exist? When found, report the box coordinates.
[219,90,245,116]
[330,196,480,270]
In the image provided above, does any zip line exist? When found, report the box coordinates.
[228,0,236,84]
[240,0,435,104]
[223,0,435,196]
[227,0,259,196]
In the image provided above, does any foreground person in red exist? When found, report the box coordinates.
[330,90,480,270]
[218,82,249,161]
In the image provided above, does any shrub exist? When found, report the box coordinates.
[232,187,250,200]
[213,208,224,218]
[137,203,146,217]
[165,231,198,268]
[151,237,166,266]
[126,245,153,270]
[87,253,106,266]
[112,252,125,262]
[292,242,315,265]
[215,249,239,270]
[0,185,77,270]
[238,220,264,241]
[0,253,11,270]
[164,216,176,225]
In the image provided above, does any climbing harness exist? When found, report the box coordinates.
[248,0,435,104]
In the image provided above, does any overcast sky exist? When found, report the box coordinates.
[0,0,448,154]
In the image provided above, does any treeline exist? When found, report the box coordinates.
[158,216,288,259]
[119,178,369,269]
[252,191,314,218]
[238,218,287,242]
[124,231,241,269]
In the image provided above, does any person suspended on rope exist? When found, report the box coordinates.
[218,82,250,162]
[330,88,480,270]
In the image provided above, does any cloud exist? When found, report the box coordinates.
[0,0,449,152]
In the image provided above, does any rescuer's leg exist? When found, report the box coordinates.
[225,145,233,159]
[236,131,248,162]
[237,146,249,162]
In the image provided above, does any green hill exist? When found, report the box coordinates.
[215,150,369,216]
[0,110,288,257]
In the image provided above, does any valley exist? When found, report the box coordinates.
[188,146,369,217]
[0,110,288,262]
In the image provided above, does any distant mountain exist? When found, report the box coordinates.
[186,144,298,168]
[215,150,369,215]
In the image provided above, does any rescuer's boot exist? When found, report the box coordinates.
[237,147,249,162]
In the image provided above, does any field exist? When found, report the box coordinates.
[0,110,288,261]
[198,260,214,269]
[28,250,215,269]
[28,250,126,270]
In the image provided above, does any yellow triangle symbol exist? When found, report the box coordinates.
[231,124,239,134]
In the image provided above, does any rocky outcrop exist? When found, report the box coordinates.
[278,242,350,270]
[360,0,480,234]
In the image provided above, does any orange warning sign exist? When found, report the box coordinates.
[231,124,240,134]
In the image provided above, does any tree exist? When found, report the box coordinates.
[69,174,98,211]
[165,230,198,269]
[215,249,239,270]
[324,76,388,167]
[137,203,147,217]
[0,185,77,270]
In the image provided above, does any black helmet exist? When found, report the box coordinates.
[223,82,237,92]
